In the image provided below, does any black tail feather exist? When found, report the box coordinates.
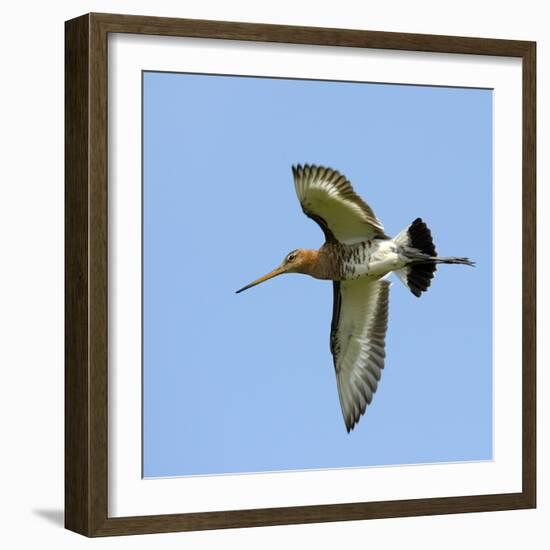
[407,262,437,298]
[408,218,436,257]
[400,218,474,298]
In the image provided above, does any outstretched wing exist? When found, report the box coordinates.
[292,164,387,244]
[330,278,391,432]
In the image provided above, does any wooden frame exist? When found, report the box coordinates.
[65,12,536,537]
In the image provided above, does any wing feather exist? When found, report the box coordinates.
[330,278,391,432]
[293,164,387,244]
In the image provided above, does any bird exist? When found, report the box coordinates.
[236,164,474,432]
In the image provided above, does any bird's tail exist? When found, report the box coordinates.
[393,218,475,298]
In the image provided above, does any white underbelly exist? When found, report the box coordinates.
[344,240,406,280]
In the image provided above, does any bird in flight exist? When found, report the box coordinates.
[236,165,474,432]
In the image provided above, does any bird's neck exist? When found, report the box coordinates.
[300,248,336,280]
[295,249,321,278]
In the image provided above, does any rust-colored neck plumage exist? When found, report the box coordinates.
[296,249,320,276]
[294,247,336,280]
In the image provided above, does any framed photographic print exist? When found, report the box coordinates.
[65,13,536,537]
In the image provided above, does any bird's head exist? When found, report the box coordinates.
[235,248,317,294]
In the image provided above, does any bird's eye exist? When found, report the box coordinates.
[287,254,296,262]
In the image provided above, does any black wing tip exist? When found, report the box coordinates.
[344,407,364,433]
[292,163,337,177]
[291,163,304,174]
[341,378,382,433]
[345,418,357,433]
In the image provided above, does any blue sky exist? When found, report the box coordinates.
[142,71,493,477]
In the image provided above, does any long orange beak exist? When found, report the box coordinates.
[235,265,287,294]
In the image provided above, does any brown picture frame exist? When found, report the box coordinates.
[65,12,536,537]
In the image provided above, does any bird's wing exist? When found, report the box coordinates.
[330,277,391,432]
[292,164,387,244]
